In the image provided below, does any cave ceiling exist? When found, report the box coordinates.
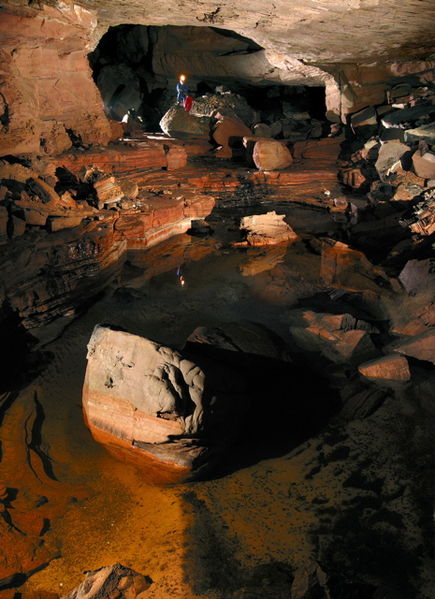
[75,0,435,65]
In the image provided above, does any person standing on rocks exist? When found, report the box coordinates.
[176,74,188,106]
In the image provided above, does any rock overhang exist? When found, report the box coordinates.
[76,0,435,65]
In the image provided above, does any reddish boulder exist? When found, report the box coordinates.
[253,139,293,171]
[238,211,299,246]
[340,167,368,190]
[412,149,435,179]
[212,115,251,158]
[358,354,411,382]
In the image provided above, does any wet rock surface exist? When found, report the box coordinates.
[60,563,152,599]
[83,324,251,477]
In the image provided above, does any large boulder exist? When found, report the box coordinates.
[374,141,411,181]
[412,149,435,179]
[252,139,293,171]
[399,258,435,295]
[237,211,299,246]
[212,115,251,158]
[159,105,211,139]
[83,325,249,479]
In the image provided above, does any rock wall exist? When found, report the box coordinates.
[0,2,112,157]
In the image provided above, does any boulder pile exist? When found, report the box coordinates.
[339,81,435,236]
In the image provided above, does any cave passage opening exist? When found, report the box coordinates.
[89,24,327,136]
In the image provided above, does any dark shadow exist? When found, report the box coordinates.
[181,490,293,598]
[182,340,340,480]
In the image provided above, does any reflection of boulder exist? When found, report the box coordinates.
[83,325,250,479]
[240,245,288,276]
[159,105,211,139]
[97,64,143,121]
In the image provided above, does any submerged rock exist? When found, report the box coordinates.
[83,325,250,479]
[61,563,152,599]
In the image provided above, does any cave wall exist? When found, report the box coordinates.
[0,2,112,157]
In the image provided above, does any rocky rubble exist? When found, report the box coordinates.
[339,78,435,236]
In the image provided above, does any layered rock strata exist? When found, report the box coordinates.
[83,325,250,479]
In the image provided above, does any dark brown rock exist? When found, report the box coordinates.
[358,354,411,382]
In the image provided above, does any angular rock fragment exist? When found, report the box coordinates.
[288,311,378,365]
[212,115,251,158]
[48,215,84,232]
[238,211,298,246]
[186,321,292,364]
[61,563,152,599]
[392,330,435,364]
[399,258,435,295]
[391,183,423,202]
[350,106,377,128]
[321,240,391,292]
[382,104,435,129]
[412,149,435,179]
[252,139,293,171]
[404,123,435,145]
[94,175,124,209]
[83,325,250,478]
[358,354,411,382]
[10,214,26,237]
